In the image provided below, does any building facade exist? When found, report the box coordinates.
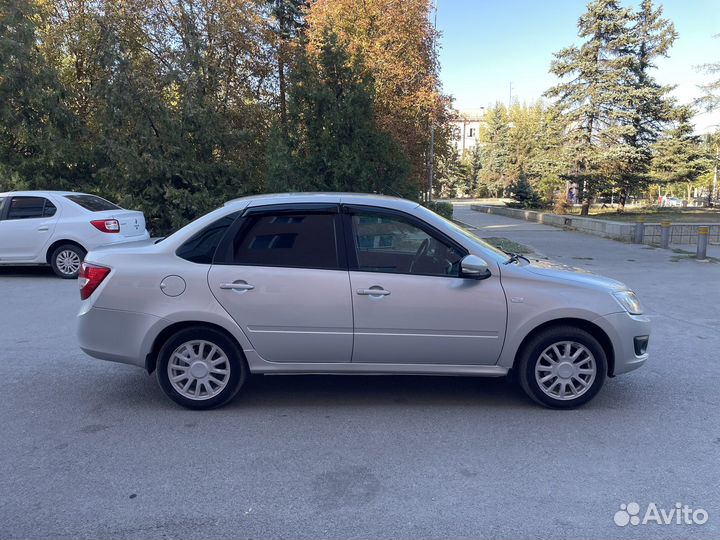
[450,108,484,155]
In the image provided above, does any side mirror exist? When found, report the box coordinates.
[461,254,491,280]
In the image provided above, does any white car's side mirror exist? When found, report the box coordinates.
[461,255,491,280]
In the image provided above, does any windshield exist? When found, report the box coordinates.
[419,206,511,261]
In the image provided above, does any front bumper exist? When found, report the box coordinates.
[593,312,651,376]
[77,305,165,369]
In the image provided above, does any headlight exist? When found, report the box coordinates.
[613,290,643,315]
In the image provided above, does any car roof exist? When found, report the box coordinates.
[224,192,420,212]
[0,190,86,197]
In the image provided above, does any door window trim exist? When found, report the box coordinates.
[5,196,57,221]
[213,203,348,271]
[341,204,469,278]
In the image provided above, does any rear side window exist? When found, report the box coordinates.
[232,213,340,269]
[43,201,57,217]
[0,197,5,216]
[176,213,239,264]
[7,197,55,220]
[65,194,120,212]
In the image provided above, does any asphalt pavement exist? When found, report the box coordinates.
[0,206,718,539]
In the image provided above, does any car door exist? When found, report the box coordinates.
[208,204,353,363]
[345,206,507,365]
[0,196,59,262]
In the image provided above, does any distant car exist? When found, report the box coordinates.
[76,193,650,410]
[0,191,149,278]
[660,196,682,208]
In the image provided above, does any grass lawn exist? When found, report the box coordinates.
[564,207,720,223]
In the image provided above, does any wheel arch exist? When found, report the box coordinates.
[513,318,615,377]
[45,239,87,264]
[145,320,245,374]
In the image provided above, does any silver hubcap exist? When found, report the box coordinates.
[56,250,81,275]
[535,341,596,401]
[167,340,231,400]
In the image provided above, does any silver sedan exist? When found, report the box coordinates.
[77,193,650,409]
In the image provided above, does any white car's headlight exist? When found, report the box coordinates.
[613,290,643,315]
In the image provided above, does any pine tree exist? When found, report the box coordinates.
[267,0,307,132]
[613,0,676,210]
[651,106,710,199]
[545,0,634,215]
[478,104,510,198]
[508,169,541,208]
[267,32,409,195]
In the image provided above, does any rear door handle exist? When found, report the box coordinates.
[356,288,390,296]
[219,281,255,291]
[38,226,49,232]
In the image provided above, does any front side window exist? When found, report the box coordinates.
[233,213,340,269]
[7,197,53,220]
[351,211,464,277]
[0,197,6,217]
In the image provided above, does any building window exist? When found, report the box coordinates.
[468,128,476,138]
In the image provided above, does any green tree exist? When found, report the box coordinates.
[436,146,469,198]
[478,104,510,198]
[545,0,635,215]
[267,32,408,195]
[467,142,483,195]
[651,106,709,199]
[508,169,541,208]
[613,0,676,210]
[267,0,307,132]
[0,0,79,191]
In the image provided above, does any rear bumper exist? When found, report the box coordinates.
[593,312,651,376]
[96,231,151,247]
[77,305,164,369]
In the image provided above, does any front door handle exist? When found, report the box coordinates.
[219,281,255,291]
[356,287,390,296]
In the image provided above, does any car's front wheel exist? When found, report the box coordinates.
[517,326,607,409]
[50,244,86,279]
[156,327,247,409]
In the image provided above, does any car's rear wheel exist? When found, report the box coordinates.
[517,326,607,409]
[156,327,247,410]
[50,244,86,279]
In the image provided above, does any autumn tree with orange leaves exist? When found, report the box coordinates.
[304,0,451,197]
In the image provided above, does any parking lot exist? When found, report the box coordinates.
[1,206,719,539]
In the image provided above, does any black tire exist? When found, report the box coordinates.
[517,325,607,409]
[156,327,247,410]
[50,244,86,279]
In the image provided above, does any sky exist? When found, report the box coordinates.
[436,0,720,133]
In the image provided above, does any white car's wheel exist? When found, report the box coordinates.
[156,327,247,409]
[517,326,607,409]
[50,244,86,279]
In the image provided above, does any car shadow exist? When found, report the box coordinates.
[0,265,56,278]
[96,369,534,411]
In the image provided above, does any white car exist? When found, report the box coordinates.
[660,196,682,207]
[0,191,149,278]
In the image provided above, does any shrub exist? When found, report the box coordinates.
[424,200,454,220]
[508,172,542,208]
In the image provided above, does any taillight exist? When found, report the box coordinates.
[90,219,120,233]
[79,263,111,300]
